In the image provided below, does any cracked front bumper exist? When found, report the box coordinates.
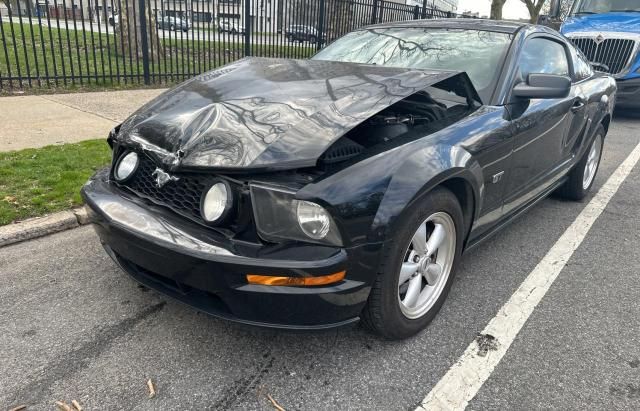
[81,169,378,330]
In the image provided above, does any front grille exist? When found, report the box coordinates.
[122,154,215,222]
[570,36,637,76]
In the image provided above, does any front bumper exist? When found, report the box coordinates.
[616,77,640,109]
[81,169,378,329]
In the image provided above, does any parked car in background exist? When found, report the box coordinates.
[544,0,640,109]
[157,16,190,32]
[82,20,615,340]
[218,21,245,35]
[285,25,325,43]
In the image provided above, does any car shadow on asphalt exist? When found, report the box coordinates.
[613,108,640,120]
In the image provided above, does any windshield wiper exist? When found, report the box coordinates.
[574,11,597,15]
[610,9,640,12]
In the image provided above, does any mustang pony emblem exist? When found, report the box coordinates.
[151,168,179,188]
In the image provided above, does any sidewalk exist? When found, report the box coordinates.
[0,88,166,152]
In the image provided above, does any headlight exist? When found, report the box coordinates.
[250,184,342,246]
[114,151,139,182]
[201,181,232,223]
[297,201,331,239]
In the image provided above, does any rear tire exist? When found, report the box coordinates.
[361,187,464,340]
[557,124,605,201]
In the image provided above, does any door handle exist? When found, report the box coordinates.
[571,99,586,112]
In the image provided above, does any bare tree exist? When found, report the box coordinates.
[2,0,36,16]
[1,0,16,12]
[119,0,159,59]
[325,0,354,41]
[490,0,508,20]
[521,0,547,23]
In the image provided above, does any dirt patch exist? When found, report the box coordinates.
[475,333,499,357]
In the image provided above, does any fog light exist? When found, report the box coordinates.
[246,271,346,286]
[296,200,331,240]
[201,181,232,223]
[114,151,139,182]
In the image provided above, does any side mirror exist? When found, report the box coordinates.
[513,74,571,99]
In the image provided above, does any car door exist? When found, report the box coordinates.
[502,35,576,216]
[563,44,594,162]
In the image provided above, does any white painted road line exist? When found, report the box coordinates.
[417,141,640,411]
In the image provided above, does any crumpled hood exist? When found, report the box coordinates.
[115,57,477,171]
[562,12,640,35]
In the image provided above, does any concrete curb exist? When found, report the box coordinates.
[0,207,89,248]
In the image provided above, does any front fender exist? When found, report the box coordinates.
[371,144,483,242]
[298,142,483,248]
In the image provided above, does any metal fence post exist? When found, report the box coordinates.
[138,0,151,85]
[371,0,378,24]
[244,0,251,57]
[317,0,325,52]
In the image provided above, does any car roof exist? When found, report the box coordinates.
[366,18,530,34]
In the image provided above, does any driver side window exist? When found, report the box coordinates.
[519,37,570,80]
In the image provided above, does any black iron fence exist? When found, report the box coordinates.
[0,0,470,90]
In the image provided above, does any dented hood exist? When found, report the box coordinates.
[116,57,478,170]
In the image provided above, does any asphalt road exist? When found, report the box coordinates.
[1,112,639,410]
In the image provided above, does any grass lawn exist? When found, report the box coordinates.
[1,21,314,92]
[0,140,111,225]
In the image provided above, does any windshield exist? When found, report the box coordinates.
[312,27,513,103]
[571,0,640,14]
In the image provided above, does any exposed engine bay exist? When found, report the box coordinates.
[318,88,475,166]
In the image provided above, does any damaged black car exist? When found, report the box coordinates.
[82,20,616,339]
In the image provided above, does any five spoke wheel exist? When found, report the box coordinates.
[398,212,456,319]
[583,134,603,190]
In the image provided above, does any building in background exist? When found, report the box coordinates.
[405,0,458,13]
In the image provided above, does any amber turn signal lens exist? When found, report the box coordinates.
[246,271,346,286]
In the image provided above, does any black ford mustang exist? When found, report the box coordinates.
[82,19,616,339]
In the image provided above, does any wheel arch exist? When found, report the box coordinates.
[374,164,482,248]
[600,113,611,135]
[440,177,476,248]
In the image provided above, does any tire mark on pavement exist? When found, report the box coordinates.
[7,301,166,405]
[212,350,276,410]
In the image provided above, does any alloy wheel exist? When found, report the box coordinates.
[583,134,603,190]
[397,212,456,319]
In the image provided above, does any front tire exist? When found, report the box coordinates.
[361,187,463,340]
[557,124,605,201]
